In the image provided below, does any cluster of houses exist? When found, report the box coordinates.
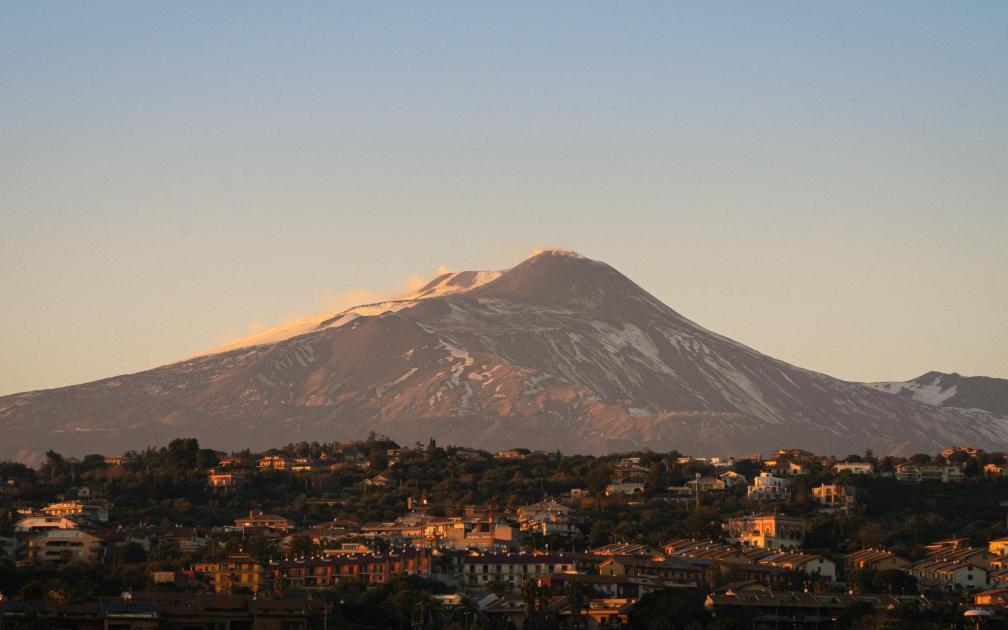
[6,444,1008,629]
[185,529,1008,629]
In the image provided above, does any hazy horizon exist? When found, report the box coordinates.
[3,2,1006,396]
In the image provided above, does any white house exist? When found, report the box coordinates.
[758,552,837,583]
[747,473,791,502]
[719,471,748,488]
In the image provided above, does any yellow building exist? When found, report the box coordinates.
[194,554,263,594]
[725,514,805,549]
[989,537,1008,557]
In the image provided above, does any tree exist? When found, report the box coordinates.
[585,463,610,496]
[589,520,612,547]
[646,463,665,493]
[368,446,388,471]
[44,450,66,482]
[166,438,200,471]
[115,542,148,565]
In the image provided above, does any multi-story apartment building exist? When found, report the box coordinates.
[270,550,429,588]
[462,553,575,589]
[193,554,264,594]
[812,483,857,511]
[27,529,103,565]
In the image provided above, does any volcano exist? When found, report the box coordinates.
[2,249,1006,462]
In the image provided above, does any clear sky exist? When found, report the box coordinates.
[2,2,1006,396]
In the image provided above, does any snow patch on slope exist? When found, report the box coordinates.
[864,377,959,406]
[406,270,503,300]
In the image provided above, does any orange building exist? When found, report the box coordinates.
[193,554,264,594]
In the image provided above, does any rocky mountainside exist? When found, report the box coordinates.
[865,371,1008,416]
[2,250,1007,463]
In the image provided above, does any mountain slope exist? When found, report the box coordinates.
[865,371,1008,416]
[2,250,1006,463]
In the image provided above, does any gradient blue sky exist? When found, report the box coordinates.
[2,2,1006,396]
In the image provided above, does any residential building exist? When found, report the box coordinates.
[942,447,982,459]
[598,556,705,587]
[747,473,791,502]
[908,558,989,592]
[705,588,922,628]
[990,537,1008,557]
[757,551,837,583]
[257,455,291,471]
[364,473,393,488]
[812,483,857,511]
[494,450,527,460]
[540,573,658,599]
[605,482,644,496]
[193,554,264,594]
[554,597,634,629]
[235,510,292,532]
[844,548,910,572]
[611,459,649,483]
[594,543,655,557]
[768,461,809,476]
[726,514,806,550]
[270,550,428,588]
[772,449,816,462]
[441,519,519,551]
[42,500,109,523]
[895,464,965,483]
[26,529,103,565]
[14,515,80,533]
[833,462,874,475]
[290,457,319,473]
[985,464,1007,477]
[663,539,755,566]
[463,553,575,589]
[719,471,747,488]
[687,477,726,492]
[207,469,244,494]
[974,586,1008,607]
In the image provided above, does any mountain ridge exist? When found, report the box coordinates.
[865,371,1008,416]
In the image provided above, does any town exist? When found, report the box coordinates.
[3,437,1008,629]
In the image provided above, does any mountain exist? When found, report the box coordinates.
[2,250,1007,463]
[865,372,1008,416]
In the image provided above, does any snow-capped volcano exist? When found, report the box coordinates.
[2,250,1006,462]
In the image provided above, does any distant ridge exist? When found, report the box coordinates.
[865,371,1008,416]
